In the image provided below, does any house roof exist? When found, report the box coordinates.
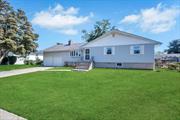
[155,53,180,59]
[82,29,162,47]
[44,43,84,52]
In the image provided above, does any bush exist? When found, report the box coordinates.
[167,63,177,70]
[24,59,42,65]
[8,56,17,65]
[35,58,43,65]
[176,63,180,72]
[24,60,36,65]
[167,63,180,72]
[1,57,8,65]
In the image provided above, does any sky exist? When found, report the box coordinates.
[8,0,180,52]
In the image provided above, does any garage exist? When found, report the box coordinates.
[44,53,64,66]
[43,42,82,67]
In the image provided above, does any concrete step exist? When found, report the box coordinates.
[78,63,90,66]
[75,66,89,69]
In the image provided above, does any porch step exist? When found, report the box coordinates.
[75,65,89,69]
[73,62,93,71]
[78,62,90,66]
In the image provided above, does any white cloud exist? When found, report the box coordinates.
[32,4,93,35]
[121,15,140,23]
[59,29,78,35]
[120,3,180,33]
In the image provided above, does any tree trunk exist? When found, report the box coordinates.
[0,54,5,64]
[0,51,8,65]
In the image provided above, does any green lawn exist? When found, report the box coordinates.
[0,69,180,120]
[0,65,39,71]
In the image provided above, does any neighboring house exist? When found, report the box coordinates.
[155,53,180,63]
[26,51,43,61]
[15,56,25,64]
[43,29,161,69]
[8,51,44,65]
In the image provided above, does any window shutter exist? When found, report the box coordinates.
[140,45,144,54]
[104,47,106,55]
[130,46,133,54]
[112,47,115,55]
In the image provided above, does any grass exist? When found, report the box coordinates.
[0,64,39,71]
[0,69,180,120]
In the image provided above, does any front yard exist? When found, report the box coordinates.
[0,65,39,71]
[0,69,179,120]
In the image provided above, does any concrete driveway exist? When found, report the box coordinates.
[0,67,52,78]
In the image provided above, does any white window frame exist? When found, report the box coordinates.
[70,50,81,57]
[104,47,115,55]
[84,48,91,61]
[130,45,144,55]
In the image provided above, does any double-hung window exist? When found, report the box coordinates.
[104,47,115,55]
[130,45,144,55]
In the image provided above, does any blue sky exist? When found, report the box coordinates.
[8,0,180,52]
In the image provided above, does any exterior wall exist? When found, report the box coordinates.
[15,57,25,65]
[83,44,155,69]
[43,51,81,66]
[84,44,154,63]
[94,62,154,69]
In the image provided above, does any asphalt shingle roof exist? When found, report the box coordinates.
[44,43,84,52]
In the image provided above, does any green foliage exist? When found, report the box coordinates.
[167,63,180,72]
[35,58,43,65]
[165,39,180,53]
[8,56,17,65]
[1,57,8,65]
[0,0,39,63]
[24,58,42,65]
[167,63,177,70]
[82,19,112,42]
[24,60,35,65]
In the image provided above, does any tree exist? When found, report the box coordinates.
[0,0,38,64]
[165,39,180,54]
[82,19,112,42]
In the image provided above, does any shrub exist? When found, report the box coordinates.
[24,59,42,65]
[167,63,180,72]
[35,58,43,65]
[176,63,180,72]
[167,63,177,70]
[24,60,35,65]
[8,56,17,65]
[1,57,9,65]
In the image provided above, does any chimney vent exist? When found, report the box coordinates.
[57,43,63,45]
[68,40,72,45]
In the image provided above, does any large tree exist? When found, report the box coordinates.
[165,39,180,54]
[0,0,38,64]
[82,19,113,42]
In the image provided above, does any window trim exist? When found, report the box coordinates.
[70,50,81,57]
[130,45,144,55]
[104,47,115,55]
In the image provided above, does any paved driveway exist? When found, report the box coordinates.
[0,67,52,78]
[0,109,27,120]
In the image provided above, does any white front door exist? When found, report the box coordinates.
[84,49,90,61]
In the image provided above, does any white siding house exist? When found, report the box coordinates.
[43,29,161,69]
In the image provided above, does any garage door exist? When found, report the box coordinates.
[53,56,63,66]
[44,56,64,66]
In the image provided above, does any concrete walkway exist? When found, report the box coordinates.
[0,67,52,78]
[0,109,27,120]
